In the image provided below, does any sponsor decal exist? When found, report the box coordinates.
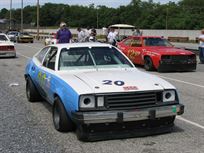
[128,49,140,60]
[38,71,46,81]
[123,86,138,91]
[37,71,50,88]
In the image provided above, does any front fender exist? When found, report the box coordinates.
[54,78,79,116]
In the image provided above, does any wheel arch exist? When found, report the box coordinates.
[53,92,75,120]
[144,55,156,69]
[53,93,60,105]
[52,87,78,117]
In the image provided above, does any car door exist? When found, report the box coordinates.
[128,37,143,64]
[120,37,142,64]
[31,46,51,97]
[39,46,58,103]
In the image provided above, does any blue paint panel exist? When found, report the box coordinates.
[50,75,79,114]
[25,59,80,117]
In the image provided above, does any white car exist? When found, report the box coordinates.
[44,33,57,45]
[0,33,16,57]
[25,42,184,141]
[7,31,19,42]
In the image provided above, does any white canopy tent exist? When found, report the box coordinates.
[109,24,135,29]
[109,24,136,40]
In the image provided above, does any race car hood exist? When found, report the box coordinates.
[145,46,194,55]
[57,69,175,95]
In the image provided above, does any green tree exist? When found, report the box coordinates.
[0,8,8,18]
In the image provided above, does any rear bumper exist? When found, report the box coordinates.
[0,51,16,57]
[72,104,184,124]
[158,62,196,72]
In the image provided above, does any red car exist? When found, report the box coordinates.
[117,36,197,72]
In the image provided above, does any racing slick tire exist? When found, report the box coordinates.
[26,76,42,102]
[53,97,75,132]
[144,56,154,71]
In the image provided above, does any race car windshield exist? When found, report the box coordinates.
[144,38,173,47]
[59,47,133,70]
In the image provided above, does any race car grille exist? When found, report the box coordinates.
[161,55,196,63]
[104,91,162,110]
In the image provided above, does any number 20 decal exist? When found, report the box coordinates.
[102,80,125,86]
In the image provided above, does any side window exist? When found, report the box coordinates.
[131,38,142,47]
[43,47,58,70]
[36,47,50,63]
[123,39,132,46]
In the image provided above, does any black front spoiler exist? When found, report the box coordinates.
[158,63,196,72]
[76,116,176,141]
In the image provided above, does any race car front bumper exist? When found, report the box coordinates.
[72,104,184,124]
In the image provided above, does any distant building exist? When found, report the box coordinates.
[0,19,17,32]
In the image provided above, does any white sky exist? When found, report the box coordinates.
[0,0,180,9]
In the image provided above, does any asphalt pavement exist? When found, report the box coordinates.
[0,41,204,153]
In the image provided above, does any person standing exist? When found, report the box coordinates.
[107,28,118,46]
[56,22,72,43]
[198,29,204,63]
[132,28,142,36]
[77,27,86,42]
[84,27,91,42]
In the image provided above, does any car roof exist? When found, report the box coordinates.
[49,42,113,49]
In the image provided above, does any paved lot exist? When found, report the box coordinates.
[172,42,199,51]
[0,42,204,153]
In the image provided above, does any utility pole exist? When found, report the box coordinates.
[37,0,40,40]
[10,0,12,30]
[165,7,168,30]
[96,8,98,29]
[96,6,99,29]
[21,0,23,32]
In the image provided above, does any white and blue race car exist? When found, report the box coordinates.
[25,42,184,141]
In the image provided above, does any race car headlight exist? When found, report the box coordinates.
[163,90,175,102]
[79,95,95,108]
